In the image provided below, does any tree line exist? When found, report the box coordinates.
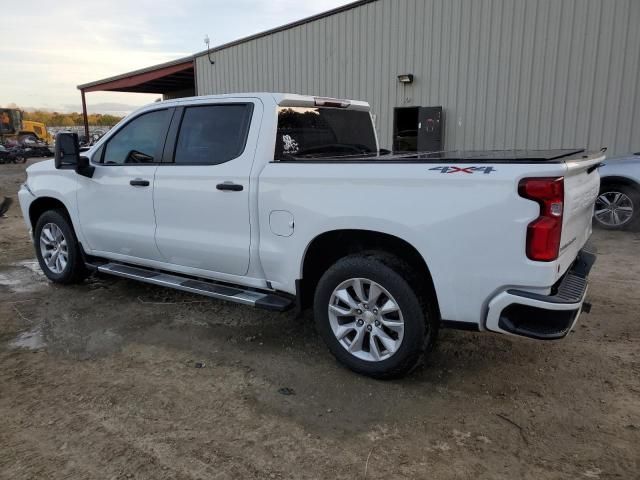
[22,110,123,127]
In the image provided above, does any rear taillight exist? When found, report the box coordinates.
[518,177,564,262]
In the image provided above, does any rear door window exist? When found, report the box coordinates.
[174,104,253,165]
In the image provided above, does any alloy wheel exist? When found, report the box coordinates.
[328,277,404,362]
[39,223,68,274]
[594,191,634,227]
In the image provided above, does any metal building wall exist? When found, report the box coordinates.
[195,0,640,155]
[163,87,196,100]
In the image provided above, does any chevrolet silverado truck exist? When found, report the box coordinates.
[18,93,601,378]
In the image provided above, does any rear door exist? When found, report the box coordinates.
[153,100,260,276]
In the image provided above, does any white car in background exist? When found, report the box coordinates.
[595,153,640,230]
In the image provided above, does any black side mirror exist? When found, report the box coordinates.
[76,155,94,178]
[54,132,80,169]
[54,132,94,178]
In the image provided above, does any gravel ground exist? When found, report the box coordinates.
[1,159,639,479]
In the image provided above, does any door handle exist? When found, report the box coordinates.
[130,178,150,187]
[216,182,243,192]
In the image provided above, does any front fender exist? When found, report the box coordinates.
[21,162,84,244]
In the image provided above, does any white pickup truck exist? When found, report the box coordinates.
[18,93,601,378]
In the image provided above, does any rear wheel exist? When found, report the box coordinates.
[313,253,437,379]
[594,184,639,230]
[34,210,88,284]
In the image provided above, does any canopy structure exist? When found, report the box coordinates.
[76,57,195,138]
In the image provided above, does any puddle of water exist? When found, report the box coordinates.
[8,321,124,358]
[12,260,44,276]
[0,273,22,288]
[10,327,46,350]
[0,259,46,293]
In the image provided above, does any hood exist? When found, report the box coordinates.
[26,159,55,174]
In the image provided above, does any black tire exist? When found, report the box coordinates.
[594,184,640,230]
[313,252,438,379]
[34,209,88,284]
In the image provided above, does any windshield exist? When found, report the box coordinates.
[274,107,377,160]
[0,109,21,135]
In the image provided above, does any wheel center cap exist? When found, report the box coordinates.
[362,311,376,324]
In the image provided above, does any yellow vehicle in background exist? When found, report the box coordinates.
[1,108,53,145]
[22,120,53,144]
[1,108,54,158]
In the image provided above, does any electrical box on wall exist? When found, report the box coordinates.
[417,106,444,152]
[393,106,445,152]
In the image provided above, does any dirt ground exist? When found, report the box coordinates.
[1,159,638,480]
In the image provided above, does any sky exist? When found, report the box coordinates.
[1,0,352,115]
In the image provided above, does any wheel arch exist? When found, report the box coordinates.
[599,175,640,193]
[299,229,440,316]
[28,196,71,230]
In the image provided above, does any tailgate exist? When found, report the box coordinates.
[558,152,603,272]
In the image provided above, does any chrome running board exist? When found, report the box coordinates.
[96,262,293,312]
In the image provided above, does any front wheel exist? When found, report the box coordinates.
[34,210,88,284]
[313,253,438,379]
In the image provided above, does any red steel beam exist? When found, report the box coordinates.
[81,89,89,140]
[82,61,194,93]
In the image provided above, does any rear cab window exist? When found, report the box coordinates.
[274,107,377,161]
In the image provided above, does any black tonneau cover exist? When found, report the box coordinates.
[402,148,586,162]
[278,148,591,163]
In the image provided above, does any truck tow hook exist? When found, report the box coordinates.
[582,302,592,314]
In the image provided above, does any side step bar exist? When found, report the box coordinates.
[96,263,294,312]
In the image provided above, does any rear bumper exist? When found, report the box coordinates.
[485,247,597,340]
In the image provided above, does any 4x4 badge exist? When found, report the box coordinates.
[429,166,496,174]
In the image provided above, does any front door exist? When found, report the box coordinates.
[77,108,173,261]
[153,100,259,276]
